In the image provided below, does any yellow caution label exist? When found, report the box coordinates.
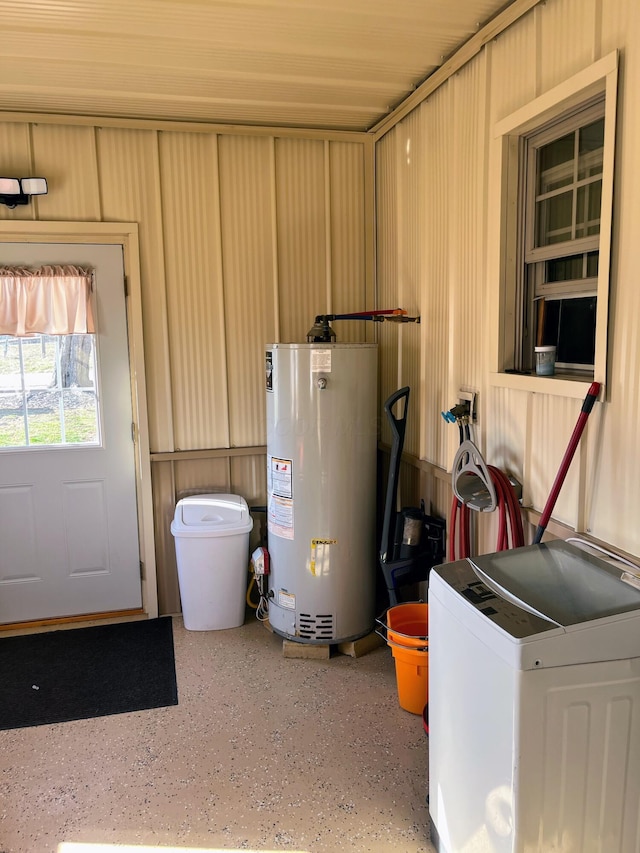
[310,538,337,576]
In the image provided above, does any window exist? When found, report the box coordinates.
[0,333,100,449]
[522,104,604,372]
[490,51,618,395]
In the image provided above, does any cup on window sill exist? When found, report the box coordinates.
[535,345,556,376]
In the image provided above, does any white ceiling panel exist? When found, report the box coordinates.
[0,0,517,131]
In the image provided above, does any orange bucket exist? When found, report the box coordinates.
[386,603,428,715]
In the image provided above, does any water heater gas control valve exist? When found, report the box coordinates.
[251,546,270,575]
[317,376,328,390]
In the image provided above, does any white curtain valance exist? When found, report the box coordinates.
[0,265,95,337]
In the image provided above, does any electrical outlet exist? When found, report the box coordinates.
[458,389,477,423]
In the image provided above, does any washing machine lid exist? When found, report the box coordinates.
[469,540,640,628]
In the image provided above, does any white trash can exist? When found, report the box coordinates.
[170,493,254,631]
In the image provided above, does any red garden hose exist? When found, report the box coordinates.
[448,465,524,561]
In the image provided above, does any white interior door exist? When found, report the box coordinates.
[0,243,143,623]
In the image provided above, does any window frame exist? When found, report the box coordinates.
[488,51,618,399]
[523,100,605,373]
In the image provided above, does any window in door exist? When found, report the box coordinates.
[0,333,100,448]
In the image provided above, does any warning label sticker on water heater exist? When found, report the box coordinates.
[268,495,293,540]
[278,590,295,610]
[268,456,294,539]
[270,457,292,498]
[311,349,332,372]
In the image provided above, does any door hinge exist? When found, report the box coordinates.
[124,275,129,298]
[140,560,145,579]
[131,421,136,442]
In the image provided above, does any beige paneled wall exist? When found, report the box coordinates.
[218,135,278,449]
[0,118,371,613]
[160,132,230,451]
[375,130,402,451]
[375,0,640,559]
[274,138,327,342]
[420,89,454,469]
[328,141,373,343]
[33,124,101,219]
[98,127,175,452]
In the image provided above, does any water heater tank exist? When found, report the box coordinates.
[266,343,378,644]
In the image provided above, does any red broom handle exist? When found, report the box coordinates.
[532,382,601,545]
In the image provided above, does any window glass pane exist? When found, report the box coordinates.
[586,251,599,277]
[0,339,23,389]
[541,296,596,366]
[27,391,63,445]
[538,132,575,193]
[0,333,100,449]
[59,335,96,391]
[0,393,26,447]
[62,389,100,443]
[22,335,57,390]
[546,254,584,282]
[578,118,604,180]
[576,180,602,238]
[546,251,599,283]
[536,190,573,246]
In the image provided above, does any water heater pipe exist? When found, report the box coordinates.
[307,309,420,342]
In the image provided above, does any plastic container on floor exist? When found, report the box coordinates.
[170,493,253,631]
[381,602,429,715]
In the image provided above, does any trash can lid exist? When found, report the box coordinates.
[170,493,254,538]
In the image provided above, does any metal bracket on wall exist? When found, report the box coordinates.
[458,389,477,423]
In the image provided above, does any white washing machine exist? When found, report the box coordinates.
[428,539,640,853]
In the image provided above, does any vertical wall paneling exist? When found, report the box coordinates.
[97,126,174,453]
[230,455,267,511]
[427,87,454,469]
[268,138,281,344]
[375,129,400,449]
[174,458,231,498]
[159,131,230,451]
[218,135,278,449]
[448,57,489,461]
[488,13,538,123]
[31,125,101,220]
[396,108,423,457]
[363,139,377,342]
[530,395,584,528]
[275,137,327,343]
[485,385,528,481]
[323,141,333,313]
[328,141,368,343]
[600,0,630,55]
[417,96,445,465]
[151,462,180,615]
[537,0,600,92]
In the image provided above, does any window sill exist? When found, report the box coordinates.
[489,370,599,399]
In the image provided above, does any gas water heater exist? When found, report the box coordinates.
[266,342,378,644]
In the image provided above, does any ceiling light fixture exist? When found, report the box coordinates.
[0,176,48,209]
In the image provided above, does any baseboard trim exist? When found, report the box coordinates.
[0,607,145,633]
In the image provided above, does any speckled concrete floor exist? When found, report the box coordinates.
[0,615,435,853]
